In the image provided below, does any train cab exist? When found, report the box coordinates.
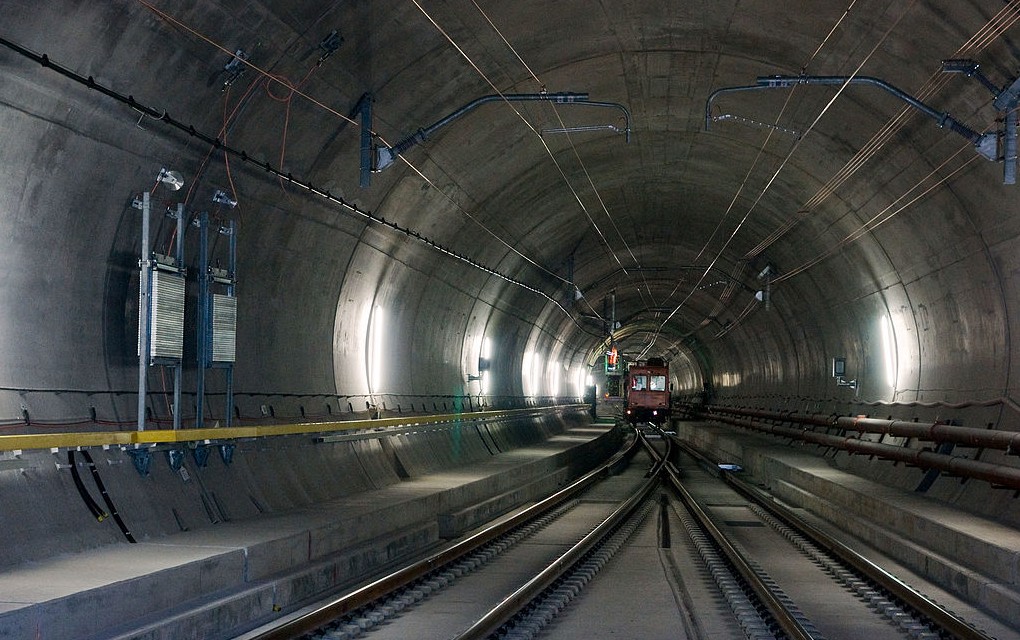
[624,358,670,425]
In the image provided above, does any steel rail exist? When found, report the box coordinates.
[672,437,996,640]
[649,451,816,640]
[243,425,637,640]
[451,430,664,640]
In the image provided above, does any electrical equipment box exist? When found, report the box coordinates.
[147,270,185,359]
[211,293,237,363]
[832,357,846,378]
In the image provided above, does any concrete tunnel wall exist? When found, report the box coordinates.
[0,412,603,569]
[3,0,1020,562]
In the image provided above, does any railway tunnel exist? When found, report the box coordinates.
[2,1,1020,638]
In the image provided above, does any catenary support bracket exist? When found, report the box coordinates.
[706,73,1012,180]
[942,59,1020,184]
[374,92,631,172]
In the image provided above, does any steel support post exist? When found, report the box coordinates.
[225,218,237,428]
[172,203,185,430]
[137,191,151,431]
[196,211,209,428]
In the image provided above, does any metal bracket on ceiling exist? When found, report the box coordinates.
[942,59,1020,184]
[220,47,252,92]
[706,72,1005,178]
[316,29,343,66]
[373,92,631,172]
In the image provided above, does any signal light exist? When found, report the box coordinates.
[605,345,620,373]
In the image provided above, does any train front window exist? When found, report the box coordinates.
[650,375,666,391]
[631,375,647,390]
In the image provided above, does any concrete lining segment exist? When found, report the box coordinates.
[676,420,1020,628]
[0,418,620,640]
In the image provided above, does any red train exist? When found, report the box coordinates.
[624,358,671,425]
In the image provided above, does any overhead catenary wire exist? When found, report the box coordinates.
[742,0,1020,261]
[655,2,858,314]
[745,2,1020,283]
[639,0,916,359]
[464,0,655,309]
[132,1,578,297]
[640,3,862,357]
[0,36,598,339]
[410,0,640,320]
[474,2,658,310]
[776,148,980,283]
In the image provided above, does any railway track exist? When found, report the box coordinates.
[652,442,998,640]
[238,425,1011,640]
[239,429,659,640]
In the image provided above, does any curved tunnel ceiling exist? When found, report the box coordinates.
[2,1,1019,416]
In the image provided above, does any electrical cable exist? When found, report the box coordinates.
[468,0,543,90]
[79,450,135,543]
[68,451,108,522]
[639,0,917,359]
[743,0,1020,261]
[0,36,600,335]
[776,149,979,283]
[411,0,633,318]
[164,73,263,255]
[135,0,359,127]
[133,0,578,299]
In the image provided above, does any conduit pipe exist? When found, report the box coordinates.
[705,405,1020,454]
[704,413,1020,490]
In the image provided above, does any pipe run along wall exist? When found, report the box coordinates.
[702,410,1020,490]
[705,405,1020,453]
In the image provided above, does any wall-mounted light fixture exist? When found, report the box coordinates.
[832,356,857,390]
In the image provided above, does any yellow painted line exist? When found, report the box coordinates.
[0,431,136,451]
[0,405,584,452]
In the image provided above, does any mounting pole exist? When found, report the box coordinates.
[196,210,209,428]
[136,191,151,431]
[171,203,185,430]
[195,206,238,428]
[943,59,1020,184]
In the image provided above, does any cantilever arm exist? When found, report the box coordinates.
[704,83,778,130]
[376,93,587,171]
[706,74,998,161]
[375,92,631,171]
